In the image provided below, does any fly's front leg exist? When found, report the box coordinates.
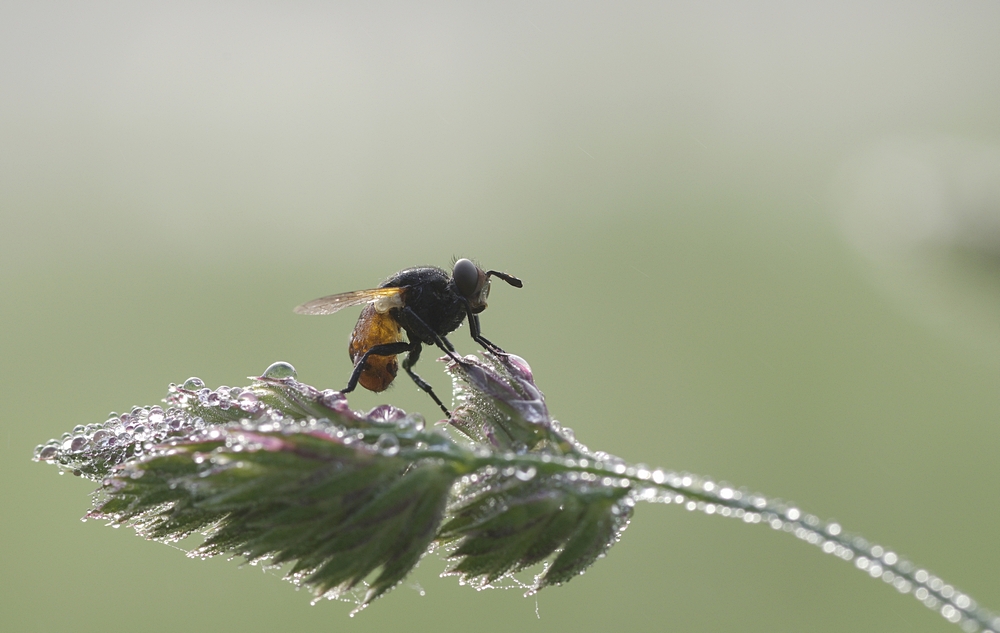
[400,306,463,362]
[464,302,506,354]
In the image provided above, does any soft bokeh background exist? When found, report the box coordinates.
[3,2,999,632]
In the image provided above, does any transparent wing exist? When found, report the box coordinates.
[293,287,405,316]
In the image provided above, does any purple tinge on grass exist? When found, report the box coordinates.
[444,352,583,455]
[451,353,549,424]
[31,362,430,481]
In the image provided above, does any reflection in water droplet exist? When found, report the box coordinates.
[514,466,537,481]
[376,434,400,456]
[148,407,164,425]
[506,354,533,380]
[39,446,58,460]
[262,361,297,380]
[318,390,348,414]
[182,377,205,390]
[398,413,426,435]
[237,390,259,412]
[367,405,406,424]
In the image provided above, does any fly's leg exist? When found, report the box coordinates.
[344,341,413,393]
[344,339,451,417]
[400,307,463,362]
[464,303,506,354]
[401,342,450,416]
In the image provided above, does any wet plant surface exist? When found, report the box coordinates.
[35,353,1000,629]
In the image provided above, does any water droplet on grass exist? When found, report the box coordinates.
[182,377,205,390]
[262,361,297,380]
[398,413,425,436]
[367,405,405,424]
[514,466,537,481]
[376,434,400,456]
[148,406,164,425]
[237,390,259,412]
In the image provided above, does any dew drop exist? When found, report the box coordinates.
[39,446,58,460]
[70,436,89,452]
[148,406,165,425]
[398,413,426,435]
[506,354,533,380]
[262,361,297,380]
[182,377,205,390]
[515,466,537,481]
[376,433,400,456]
[367,404,406,424]
[319,389,347,410]
[237,390,259,411]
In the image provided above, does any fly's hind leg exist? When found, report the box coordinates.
[344,341,412,393]
[402,342,451,416]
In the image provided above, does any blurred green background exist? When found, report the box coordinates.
[3,2,999,632]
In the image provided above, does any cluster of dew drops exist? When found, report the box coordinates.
[623,469,998,633]
[32,359,998,631]
[33,400,205,474]
[32,371,278,474]
[32,361,434,476]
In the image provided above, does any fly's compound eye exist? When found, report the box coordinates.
[453,258,481,298]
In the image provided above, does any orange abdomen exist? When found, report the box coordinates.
[348,305,404,392]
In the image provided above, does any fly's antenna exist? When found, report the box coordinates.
[486,270,523,288]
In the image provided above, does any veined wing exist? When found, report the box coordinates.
[293,287,405,316]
